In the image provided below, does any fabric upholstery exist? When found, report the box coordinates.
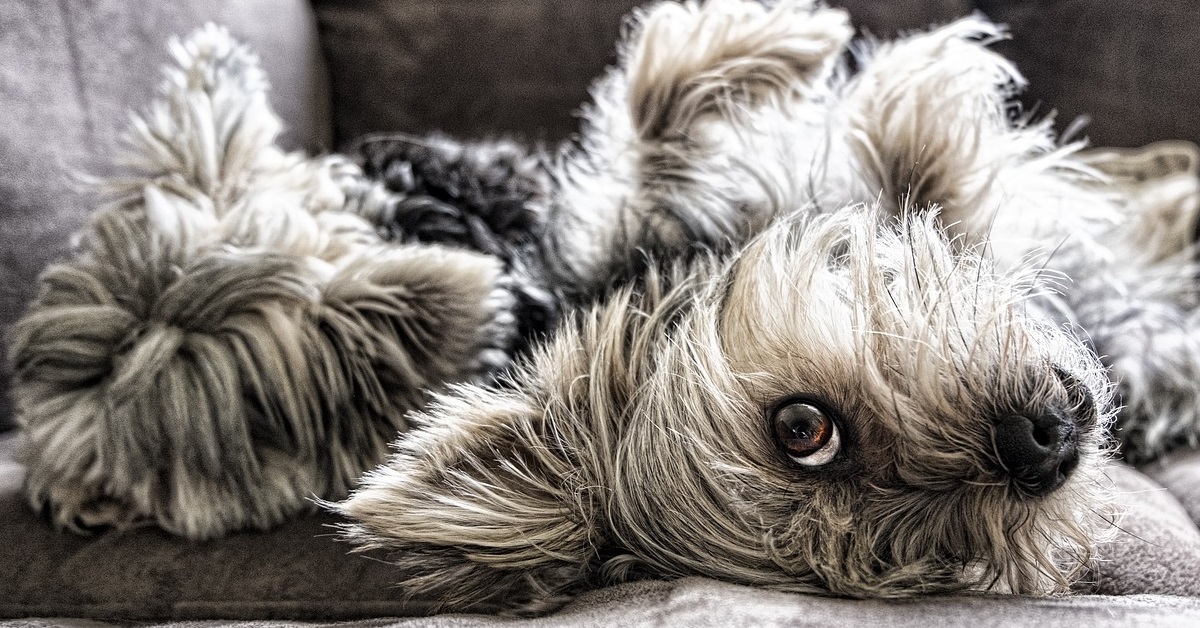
[1144,449,1200,527]
[3,429,1200,622]
[312,0,1200,153]
[0,0,332,432]
[830,0,973,35]
[979,0,1200,150]
[0,433,429,621]
[312,0,643,147]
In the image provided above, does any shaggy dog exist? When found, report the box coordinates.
[8,0,1200,615]
[336,0,1200,614]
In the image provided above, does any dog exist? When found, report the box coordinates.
[8,0,1199,611]
[333,0,1200,615]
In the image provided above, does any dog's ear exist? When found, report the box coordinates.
[333,381,599,615]
[624,0,852,141]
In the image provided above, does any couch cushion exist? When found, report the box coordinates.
[831,0,973,35]
[978,0,1200,150]
[0,0,332,432]
[311,0,978,149]
[3,424,1200,623]
[1144,448,1200,527]
[312,0,643,147]
[0,432,429,621]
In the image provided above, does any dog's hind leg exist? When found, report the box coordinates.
[1071,288,1200,462]
[1059,155,1200,462]
[546,0,853,295]
[116,23,283,206]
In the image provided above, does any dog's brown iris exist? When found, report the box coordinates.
[772,401,840,465]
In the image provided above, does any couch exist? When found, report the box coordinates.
[3,0,1200,625]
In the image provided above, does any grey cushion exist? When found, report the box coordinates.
[312,0,643,147]
[0,433,427,621]
[831,0,974,35]
[979,0,1200,150]
[0,0,332,432]
[4,425,1200,622]
[311,1,983,149]
[6,583,1200,628]
[311,0,1200,154]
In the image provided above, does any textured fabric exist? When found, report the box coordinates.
[312,0,1200,154]
[3,581,1200,627]
[830,0,973,35]
[311,0,978,148]
[1144,449,1200,527]
[312,0,643,146]
[0,434,431,621]
[1090,463,1200,597]
[979,0,1200,149]
[0,0,332,432]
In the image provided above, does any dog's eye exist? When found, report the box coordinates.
[772,400,840,466]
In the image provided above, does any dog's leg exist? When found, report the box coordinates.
[838,17,1118,271]
[1061,157,1200,461]
[9,25,519,539]
[546,0,852,295]
[1075,289,1200,461]
[117,23,282,205]
[341,133,561,349]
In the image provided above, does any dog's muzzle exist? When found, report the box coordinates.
[994,407,1080,497]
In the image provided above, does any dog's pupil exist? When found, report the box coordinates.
[774,402,831,456]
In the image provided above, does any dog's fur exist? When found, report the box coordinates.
[8,26,519,538]
[336,0,1200,614]
[342,132,560,353]
[8,0,1200,614]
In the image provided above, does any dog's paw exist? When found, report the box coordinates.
[841,17,1025,223]
[625,0,852,140]
[122,23,280,199]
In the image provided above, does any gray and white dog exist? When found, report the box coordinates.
[9,0,1200,614]
[336,0,1200,614]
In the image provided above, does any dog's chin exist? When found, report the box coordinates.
[750,466,1116,599]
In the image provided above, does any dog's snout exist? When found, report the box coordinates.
[994,409,1079,497]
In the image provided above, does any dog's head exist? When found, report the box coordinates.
[646,207,1116,596]
[337,207,1117,613]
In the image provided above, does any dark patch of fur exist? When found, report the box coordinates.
[350,133,561,354]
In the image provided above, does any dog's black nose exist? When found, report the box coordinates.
[994,409,1079,497]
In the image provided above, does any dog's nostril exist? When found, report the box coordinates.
[1031,423,1054,447]
[994,410,1079,497]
